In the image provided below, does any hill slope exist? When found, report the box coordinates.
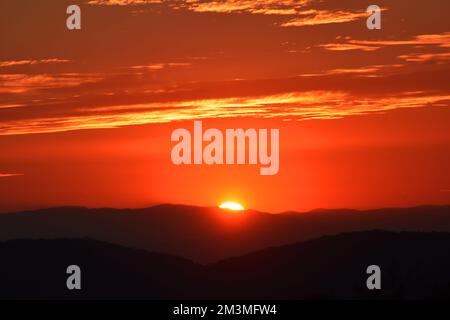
[1,231,450,299]
[0,205,449,263]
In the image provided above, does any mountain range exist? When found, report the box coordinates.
[0,204,449,263]
[1,231,449,299]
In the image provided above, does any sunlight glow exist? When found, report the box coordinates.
[219,202,245,211]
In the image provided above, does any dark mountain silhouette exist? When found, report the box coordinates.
[1,231,450,299]
[0,238,203,300]
[1,205,450,263]
[209,231,450,299]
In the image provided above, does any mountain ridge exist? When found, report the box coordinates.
[1,204,449,263]
[1,230,450,299]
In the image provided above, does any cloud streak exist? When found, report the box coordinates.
[0,73,104,94]
[1,88,448,136]
[0,59,70,68]
[319,33,450,51]
[398,52,450,63]
[0,173,24,178]
[281,9,367,27]
[88,0,161,5]
[178,0,309,14]
[175,1,372,27]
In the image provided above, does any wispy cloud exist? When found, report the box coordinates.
[281,9,367,27]
[350,33,450,48]
[128,62,192,70]
[88,0,161,5]
[301,64,404,77]
[0,173,24,178]
[398,52,450,63]
[84,0,385,29]
[0,104,25,109]
[0,58,70,68]
[175,1,372,27]
[317,43,380,52]
[1,88,448,135]
[319,32,450,51]
[174,0,309,15]
[0,73,103,94]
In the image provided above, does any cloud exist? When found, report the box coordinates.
[84,0,383,29]
[281,9,367,27]
[0,59,70,68]
[0,173,24,178]
[350,33,450,48]
[85,0,374,30]
[317,43,380,52]
[174,0,309,15]
[87,0,161,5]
[398,52,450,63]
[320,32,450,52]
[1,86,448,135]
[0,104,25,109]
[301,64,404,77]
[174,1,372,28]
[128,62,192,70]
[0,73,103,94]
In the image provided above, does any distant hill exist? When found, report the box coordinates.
[1,231,450,299]
[209,231,450,299]
[0,238,203,299]
[0,205,449,263]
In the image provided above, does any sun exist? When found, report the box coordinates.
[219,201,245,211]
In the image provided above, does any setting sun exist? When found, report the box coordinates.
[219,202,245,211]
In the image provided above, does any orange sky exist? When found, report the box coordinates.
[0,0,449,212]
